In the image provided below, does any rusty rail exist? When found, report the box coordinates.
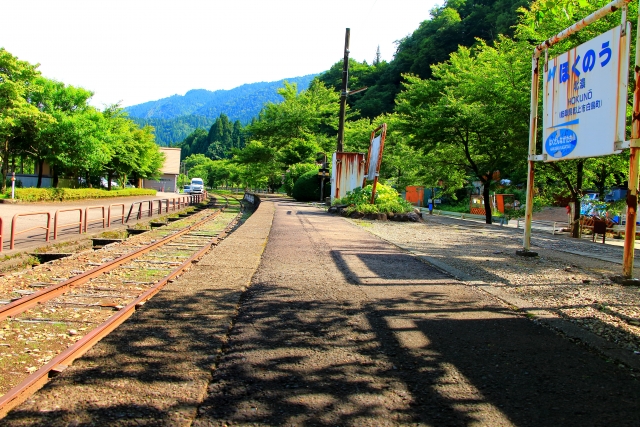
[10,212,51,249]
[84,206,106,233]
[107,203,126,227]
[53,208,83,240]
[0,207,224,322]
[0,202,234,418]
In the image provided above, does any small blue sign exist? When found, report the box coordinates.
[545,128,577,158]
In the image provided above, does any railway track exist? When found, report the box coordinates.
[0,194,244,418]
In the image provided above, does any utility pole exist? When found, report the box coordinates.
[337,28,350,153]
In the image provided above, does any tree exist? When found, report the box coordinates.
[0,48,50,191]
[396,37,531,223]
[24,78,94,187]
[234,80,340,191]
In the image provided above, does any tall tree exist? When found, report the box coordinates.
[0,48,49,191]
[396,37,531,223]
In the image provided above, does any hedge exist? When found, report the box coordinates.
[8,188,157,202]
[292,169,330,202]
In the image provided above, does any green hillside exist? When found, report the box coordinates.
[125,75,317,146]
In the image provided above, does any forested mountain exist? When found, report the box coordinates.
[129,116,215,147]
[318,0,529,118]
[125,74,316,145]
[180,113,246,160]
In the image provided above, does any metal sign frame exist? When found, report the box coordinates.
[362,123,387,204]
[522,0,640,278]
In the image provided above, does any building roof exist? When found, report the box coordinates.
[160,147,181,174]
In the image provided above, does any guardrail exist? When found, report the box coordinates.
[426,209,566,235]
[84,206,106,233]
[10,212,51,249]
[428,209,504,223]
[107,203,126,227]
[2,194,210,252]
[514,219,563,236]
[53,208,83,240]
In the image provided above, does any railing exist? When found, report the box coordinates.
[107,203,126,227]
[2,194,209,252]
[53,208,83,240]
[84,206,106,233]
[10,212,51,249]
[426,209,565,235]
[514,219,563,236]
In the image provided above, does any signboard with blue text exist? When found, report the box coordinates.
[543,24,630,161]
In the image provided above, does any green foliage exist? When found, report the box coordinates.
[10,187,156,202]
[334,184,414,215]
[396,36,531,208]
[283,163,317,196]
[292,169,329,202]
[318,0,528,118]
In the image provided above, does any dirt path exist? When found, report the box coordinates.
[194,200,640,426]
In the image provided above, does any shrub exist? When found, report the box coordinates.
[334,183,413,214]
[9,187,156,202]
[283,163,317,196]
[292,170,330,202]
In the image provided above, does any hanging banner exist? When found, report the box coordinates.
[543,23,630,161]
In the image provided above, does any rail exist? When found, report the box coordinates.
[84,206,106,233]
[0,217,3,253]
[53,208,83,240]
[107,203,126,227]
[0,200,234,418]
[10,212,51,249]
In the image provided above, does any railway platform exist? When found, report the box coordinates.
[1,197,639,426]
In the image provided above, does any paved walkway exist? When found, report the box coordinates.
[2,199,640,426]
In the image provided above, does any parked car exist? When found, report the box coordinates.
[100,178,118,188]
[190,178,204,194]
[183,184,192,194]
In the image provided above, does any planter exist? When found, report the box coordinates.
[364,213,387,221]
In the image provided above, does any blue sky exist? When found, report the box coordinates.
[1,0,439,108]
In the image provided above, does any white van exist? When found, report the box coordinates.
[190,178,204,194]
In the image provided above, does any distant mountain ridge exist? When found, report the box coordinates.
[125,74,318,146]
